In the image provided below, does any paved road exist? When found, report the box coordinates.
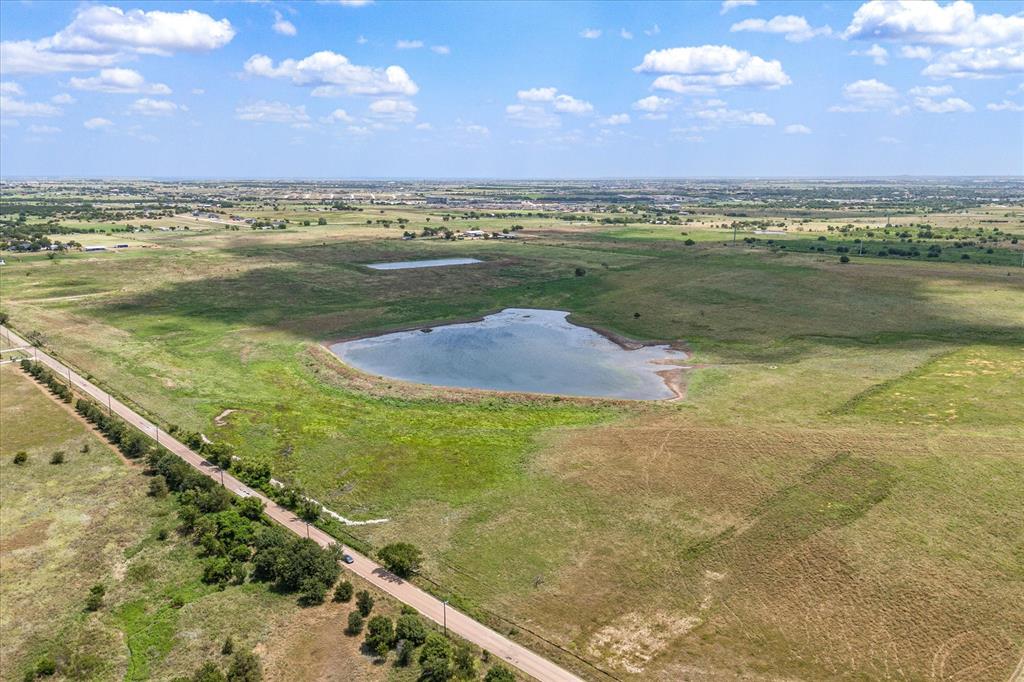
[1,325,585,682]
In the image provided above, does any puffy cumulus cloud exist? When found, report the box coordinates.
[844,1,1024,49]
[851,44,889,65]
[721,0,757,14]
[517,87,557,102]
[396,40,424,50]
[636,45,791,91]
[130,98,185,116]
[1,5,234,75]
[368,98,417,122]
[580,28,602,39]
[987,99,1024,112]
[694,107,775,126]
[0,95,62,117]
[913,95,974,112]
[784,123,812,134]
[243,51,418,96]
[272,11,297,37]
[505,103,560,128]
[730,15,831,42]
[598,113,630,125]
[83,117,113,129]
[235,100,311,125]
[51,93,76,104]
[321,108,355,123]
[69,68,171,94]
[0,82,24,96]
[632,95,674,113]
[828,78,899,112]
[921,47,1024,79]
[553,94,593,115]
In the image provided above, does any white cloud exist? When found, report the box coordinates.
[913,95,974,112]
[244,51,418,96]
[396,40,424,50]
[695,107,775,126]
[368,98,417,122]
[987,99,1024,112]
[506,103,560,128]
[28,124,61,134]
[517,87,557,102]
[851,44,889,65]
[322,108,355,123]
[1,5,235,75]
[69,68,171,94]
[620,29,634,40]
[908,85,953,96]
[599,113,630,125]
[459,122,489,136]
[191,88,205,95]
[645,24,661,36]
[415,122,432,130]
[0,82,24,96]
[0,95,62,117]
[900,45,934,60]
[553,94,593,115]
[636,45,791,91]
[784,123,812,134]
[431,45,450,55]
[721,0,757,14]
[921,47,1024,79]
[633,95,673,112]
[356,35,368,45]
[828,78,899,112]
[83,117,113,129]
[580,28,602,39]
[730,15,831,42]
[51,93,75,104]
[844,1,1024,49]
[235,100,311,125]
[130,98,184,116]
[273,11,297,37]
[878,135,901,144]
[333,0,374,6]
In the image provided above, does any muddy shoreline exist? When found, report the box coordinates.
[320,308,690,401]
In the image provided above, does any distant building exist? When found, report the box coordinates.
[83,246,106,252]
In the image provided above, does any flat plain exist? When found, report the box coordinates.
[1,180,1022,680]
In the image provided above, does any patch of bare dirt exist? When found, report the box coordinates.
[1,519,52,552]
[587,611,701,674]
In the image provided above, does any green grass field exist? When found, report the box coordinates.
[1,205,1022,680]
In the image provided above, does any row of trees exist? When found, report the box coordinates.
[20,359,71,403]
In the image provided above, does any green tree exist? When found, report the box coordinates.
[203,442,234,470]
[377,543,423,579]
[221,636,234,656]
[13,451,27,465]
[333,580,353,603]
[346,611,364,635]
[191,662,226,682]
[395,613,427,646]
[226,650,261,682]
[149,476,169,498]
[85,584,105,611]
[364,615,395,658]
[418,633,455,681]
[453,643,477,680]
[49,450,65,464]
[356,590,374,617]
[484,665,516,682]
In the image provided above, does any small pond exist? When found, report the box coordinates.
[329,308,686,400]
[365,258,482,270]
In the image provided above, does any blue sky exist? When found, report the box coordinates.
[1,0,1021,178]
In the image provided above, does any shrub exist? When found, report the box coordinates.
[333,580,353,603]
[222,636,235,656]
[191,662,226,682]
[364,615,395,658]
[203,557,233,586]
[377,542,423,578]
[418,632,454,681]
[839,255,850,263]
[395,639,414,667]
[149,476,169,498]
[225,650,261,681]
[49,451,65,464]
[395,613,427,646]
[574,267,586,277]
[346,611,364,635]
[34,654,57,677]
[684,239,695,245]
[85,584,104,611]
[484,664,516,682]
[13,451,28,465]
[453,643,477,680]
[356,590,374,617]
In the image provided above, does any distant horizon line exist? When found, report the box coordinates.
[2,175,1023,183]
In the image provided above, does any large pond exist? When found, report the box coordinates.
[365,258,482,270]
[329,308,686,400]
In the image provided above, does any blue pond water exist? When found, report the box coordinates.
[365,258,482,270]
[330,308,686,400]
